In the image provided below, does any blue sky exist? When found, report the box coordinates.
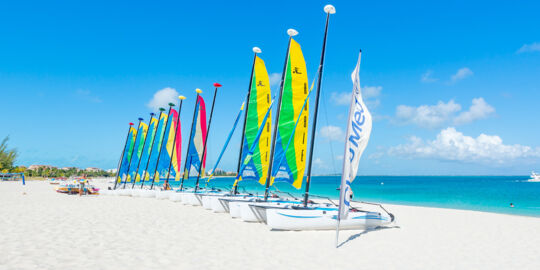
[1,0,539,175]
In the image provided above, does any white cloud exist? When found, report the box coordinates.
[395,98,495,128]
[421,70,438,83]
[269,73,281,87]
[75,89,102,103]
[454,98,495,125]
[320,125,344,141]
[396,100,462,128]
[313,158,326,169]
[517,42,540,54]
[362,86,382,98]
[331,92,351,106]
[389,127,540,163]
[451,67,473,82]
[331,86,382,107]
[147,87,179,111]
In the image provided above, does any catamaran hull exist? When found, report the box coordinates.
[265,208,393,231]
[239,201,307,222]
[244,202,332,223]
[156,190,173,199]
[197,193,229,209]
[211,196,231,213]
[139,189,156,198]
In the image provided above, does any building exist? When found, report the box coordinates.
[61,167,79,171]
[28,165,57,170]
[85,167,101,172]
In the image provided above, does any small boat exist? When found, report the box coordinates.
[528,171,540,182]
[55,179,99,195]
[266,206,394,231]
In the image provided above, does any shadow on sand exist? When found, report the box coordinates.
[337,225,400,248]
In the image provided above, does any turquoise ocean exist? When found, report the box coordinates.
[178,175,540,217]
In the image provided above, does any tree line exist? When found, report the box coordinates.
[0,136,113,178]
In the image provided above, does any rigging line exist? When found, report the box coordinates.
[320,88,338,175]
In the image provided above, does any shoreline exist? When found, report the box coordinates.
[2,180,540,269]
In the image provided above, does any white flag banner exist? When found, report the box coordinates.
[337,51,373,220]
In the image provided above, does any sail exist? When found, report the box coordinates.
[136,117,158,182]
[126,122,148,182]
[338,52,372,219]
[234,98,275,187]
[118,126,138,183]
[154,109,181,184]
[145,113,168,184]
[240,56,273,185]
[272,38,309,189]
[184,95,207,178]
[206,102,244,183]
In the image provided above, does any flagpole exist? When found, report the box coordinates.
[140,108,166,189]
[194,83,221,192]
[304,5,335,207]
[164,95,186,189]
[113,122,134,189]
[132,113,155,189]
[150,103,175,189]
[233,47,260,195]
[122,118,143,189]
[264,29,297,201]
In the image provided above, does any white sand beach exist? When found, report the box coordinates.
[1,180,539,270]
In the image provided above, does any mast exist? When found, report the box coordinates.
[113,122,134,189]
[122,118,143,188]
[132,113,155,189]
[233,47,260,194]
[194,83,221,191]
[179,89,202,191]
[150,103,175,189]
[304,5,335,207]
[140,108,165,188]
[164,95,186,188]
[263,29,297,201]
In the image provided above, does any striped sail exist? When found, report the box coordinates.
[154,109,181,184]
[145,113,168,184]
[136,117,158,182]
[240,56,272,185]
[118,126,138,183]
[184,95,207,179]
[272,38,309,189]
[126,122,148,182]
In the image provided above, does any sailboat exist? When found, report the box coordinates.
[265,50,394,231]
[208,43,308,215]
[232,29,313,221]
[170,86,221,204]
[203,47,277,212]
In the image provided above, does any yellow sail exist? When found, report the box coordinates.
[272,38,309,189]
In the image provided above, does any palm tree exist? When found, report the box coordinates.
[0,136,17,171]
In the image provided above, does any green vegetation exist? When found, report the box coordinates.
[24,167,113,178]
[0,136,112,178]
[0,137,17,171]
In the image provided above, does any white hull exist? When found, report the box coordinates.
[266,208,394,231]
[243,202,333,223]
[239,200,307,222]
[169,191,183,202]
[155,190,173,199]
[139,189,156,198]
